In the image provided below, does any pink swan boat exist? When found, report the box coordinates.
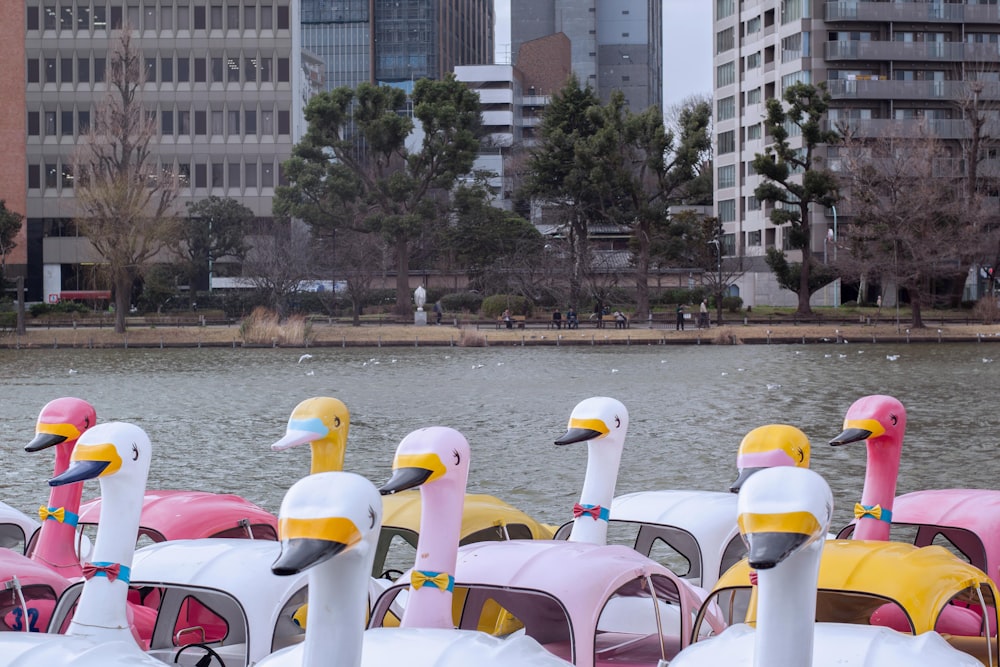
[831,394,996,637]
[257,469,572,667]
[0,503,40,555]
[370,423,725,666]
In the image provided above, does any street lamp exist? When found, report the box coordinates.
[708,238,722,324]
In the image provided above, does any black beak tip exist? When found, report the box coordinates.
[48,459,110,486]
[25,433,68,453]
[829,428,873,446]
[554,428,601,446]
[378,467,433,495]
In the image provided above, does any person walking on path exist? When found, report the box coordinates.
[699,299,709,329]
[433,300,443,325]
[676,303,686,331]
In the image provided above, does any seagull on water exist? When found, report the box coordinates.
[298,353,313,363]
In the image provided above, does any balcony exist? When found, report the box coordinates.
[827,79,1000,101]
[826,117,1000,140]
[825,1,1000,23]
[825,40,971,62]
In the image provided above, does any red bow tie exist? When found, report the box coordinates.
[573,503,603,519]
[82,562,122,582]
[749,570,758,586]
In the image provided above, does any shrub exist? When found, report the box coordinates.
[239,307,314,346]
[973,296,1000,324]
[441,292,482,313]
[0,312,15,330]
[481,294,533,318]
[722,295,744,313]
[29,301,91,317]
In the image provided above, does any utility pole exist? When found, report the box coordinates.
[16,275,26,335]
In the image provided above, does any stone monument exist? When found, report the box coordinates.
[413,285,427,326]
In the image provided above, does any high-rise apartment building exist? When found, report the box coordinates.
[300,0,494,94]
[714,0,1000,307]
[509,0,662,112]
[17,1,295,302]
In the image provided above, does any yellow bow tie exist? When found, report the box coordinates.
[411,570,454,592]
[855,503,886,521]
[39,505,66,523]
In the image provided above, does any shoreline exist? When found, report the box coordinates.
[4,320,1000,349]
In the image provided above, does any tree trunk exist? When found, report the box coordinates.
[113,274,130,334]
[633,220,651,321]
[797,254,813,315]
[394,237,410,318]
[569,214,586,308]
[911,294,924,329]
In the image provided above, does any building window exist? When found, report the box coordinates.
[747,87,762,105]
[162,110,173,135]
[181,109,193,134]
[261,5,272,29]
[27,6,39,30]
[45,111,57,135]
[717,96,735,121]
[277,58,290,82]
[160,5,172,30]
[781,70,811,91]
[245,109,256,134]
[192,110,204,135]
[245,161,257,188]
[718,199,736,223]
[27,59,40,83]
[718,130,735,155]
[716,27,734,54]
[210,5,223,30]
[46,163,58,188]
[244,58,256,83]
[781,0,808,23]
[746,51,761,70]
[748,230,762,246]
[716,61,735,88]
[262,161,274,187]
[243,6,256,29]
[44,6,57,30]
[94,58,106,82]
[61,58,73,83]
[212,110,224,135]
[45,58,56,84]
[28,112,40,136]
[228,110,240,134]
[277,5,289,29]
[78,110,90,133]
[212,57,223,82]
[78,58,90,83]
[718,164,736,189]
[227,57,240,83]
[261,109,273,134]
[61,6,73,30]
[259,58,272,82]
[746,16,761,35]
[62,163,74,188]
[94,5,107,29]
[194,58,207,82]
[211,162,224,187]
[747,196,761,211]
[277,110,290,135]
[716,0,735,19]
[178,57,190,82]
[747,123,762,140]
[161,57,173,82]
[194,5,206,29]
[177,5,189,29]
[227,4,239,30]
[195,162,207,187]
[29,164,41,189]
[228,162,241,190]
[61,110,73,136]
[145,58,156,83]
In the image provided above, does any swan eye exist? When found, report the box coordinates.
[84,416,91,429]
[333,417,341,428]
[795,448,804,463]
[890,414,898,426]
[131,443,139,461]
[368,506,376,530]
[614,416,621,429]
[452,449,461,466]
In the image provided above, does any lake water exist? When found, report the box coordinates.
[1,343,998,531]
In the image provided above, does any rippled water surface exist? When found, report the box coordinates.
[1,343,998,530]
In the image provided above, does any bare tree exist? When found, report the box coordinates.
[73,27,180,333]
[839,126,980,328]
[240,219,314,316]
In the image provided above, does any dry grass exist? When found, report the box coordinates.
[238,308,314,346]
[5,316,1000,349]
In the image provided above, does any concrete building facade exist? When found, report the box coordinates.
[18,1,295,303]
[509,0,662,112]
[713,0,1000,307]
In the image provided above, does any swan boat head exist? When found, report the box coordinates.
[554,397,628,545]
[730,424,811,493]
[25,397,96,457]
[830,395,907,541]
[271,397,351,475]
[379,426,471,630]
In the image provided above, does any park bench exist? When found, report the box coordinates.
[496,315,526,329]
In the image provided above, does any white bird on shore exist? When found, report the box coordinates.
[886,354,900,361]
[68,369,78,375]
[298,354,313,363]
